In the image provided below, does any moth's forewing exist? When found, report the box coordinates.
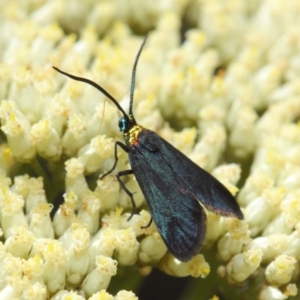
[139,130,244,220]
[129,130,207,262]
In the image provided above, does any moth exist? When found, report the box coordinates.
[53,36,243,262]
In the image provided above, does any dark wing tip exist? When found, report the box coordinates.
[202,181,244,220]
[235,209,244,220]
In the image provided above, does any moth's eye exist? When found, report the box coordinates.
[119,117,127,132]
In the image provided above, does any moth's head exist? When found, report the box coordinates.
[118,115,135,133]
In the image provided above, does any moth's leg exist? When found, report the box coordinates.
[101,142,135,220]
[100,141,128,179]
[141,217,152,229]
[116,169,136,220]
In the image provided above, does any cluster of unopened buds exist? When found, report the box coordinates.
[1,1,300,299]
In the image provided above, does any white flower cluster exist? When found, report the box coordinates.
[0,0,300,299]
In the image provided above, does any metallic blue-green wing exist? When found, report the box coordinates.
[136,129,243,220]
[129,131,207,262]
[128,129,243,261]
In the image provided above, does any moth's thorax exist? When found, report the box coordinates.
[124,124,144,146]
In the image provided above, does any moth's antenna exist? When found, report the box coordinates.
[52,67,129,118]
[129,35,148,117]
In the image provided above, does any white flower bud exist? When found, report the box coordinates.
[88,290,113,300]
[22,255,44,283]
[30,25,63,66]
[46,94,69,136]
[246,234,288,264]
[10,174,30,198]
[0,254,23,298]
[88,227,116,272]
[238,173,274,207]
[263,214,293,236]
[30,239,67,294]
[50,290,85,300]
[20,282,47,300]
[114,228,139,266]
[205,214,226,246]
[59,223,90,286]
[82,255,117,297]
[0,100,36,161]
[95,175,119,212]
[0,144,15,174]
[1,187,27,238]
[159,253,210,278]
[228,103,258,157]
[77,192,101,235]
[86,103,119,139]
[277,165,300,191]
[191,124,226,171]
[218,220,251,261]
[279,189,300,230]
[4,226,36,258]
[114,290,138,300]
[252,64,283,106]
[252,149,286,181]
[258,284,297,300]
[284,229,300,260]
[78,135,114,174]
[226,247,263,282]
[101,208,124,229]
[265,254,297,286]
[52,192,77,237]
[212,163,241,185]
[0,284,21,300]
[65,158,90,198]
[62,113,89,156]
[244,188,284,236]
[138,232,167,264]
[29,202,54,238]
[25,177,47,214]
[30,119,62,160]
[199,103,226,131]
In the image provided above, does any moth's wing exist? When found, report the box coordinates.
[129,134,207,262]
[138,130,243,220]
